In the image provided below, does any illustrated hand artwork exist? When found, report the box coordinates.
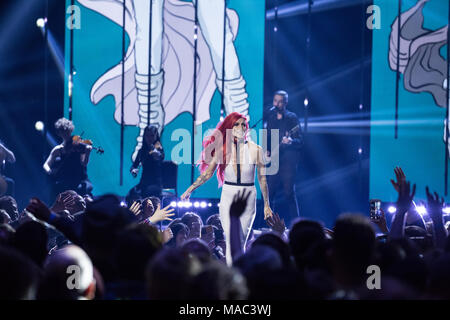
[149,204,175,224]
[266,212,285,234]
[230,189,250,218]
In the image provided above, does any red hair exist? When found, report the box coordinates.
[197,112,249,187]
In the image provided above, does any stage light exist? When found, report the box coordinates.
[359,104,363,110]
[200,201,207,208]
[442,207,450,215]
[304,98,309,107]
[358,148,362,155]
[416,205,427,216]
[185,202,192,208]
[177,201,184,208]
[388,206,396,214]
[36,18,47,28]
[194,201,200,208]
[35,121,44,132]
[208,203,212,207]
[120,201,127,207]
[170,201,176,207]
[273,26,278,32]
[217,203,220,207]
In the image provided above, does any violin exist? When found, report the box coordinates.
[72,135,104,154]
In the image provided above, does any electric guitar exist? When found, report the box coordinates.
[265,124,301,165]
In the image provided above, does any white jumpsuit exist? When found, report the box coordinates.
[219,141,256,265]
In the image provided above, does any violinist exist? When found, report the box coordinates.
[43,118,93,198]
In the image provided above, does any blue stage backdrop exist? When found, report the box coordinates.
[64,0,265,198]
[370,0,449,202]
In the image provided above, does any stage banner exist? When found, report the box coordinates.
[64,0,265,198]
[370,0,449,202]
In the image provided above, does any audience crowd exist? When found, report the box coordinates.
[0,167,450,300]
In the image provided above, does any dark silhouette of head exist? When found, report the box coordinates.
[181,238,212,264]
[289,219,325,270]
[166,222,189,248]
[143,126,160,149]
[115,223,163,281]
[0,196,19,221]
[252,232,292,269]
[181,211,203,237]
[190,261,248,300]
[331,214,376,288]
[0,245,41,299]
[206,213,223,231]
[146,247,201,299]
[427,253,450,299]
[12,221,48,267]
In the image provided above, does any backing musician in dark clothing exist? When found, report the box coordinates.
[265,90,303,227]
[126,125,164,204]
[43,118,93,198]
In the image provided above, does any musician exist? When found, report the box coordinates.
[126,125,164,204]
[265,90,303,227]
[43,118,93,198]
[0,139,16,196]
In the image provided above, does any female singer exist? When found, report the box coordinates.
[181,112,273,264]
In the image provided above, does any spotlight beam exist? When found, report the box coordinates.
[296,159,369,195]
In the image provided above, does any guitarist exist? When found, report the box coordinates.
[265,90,303,227]
[43,118,93,198]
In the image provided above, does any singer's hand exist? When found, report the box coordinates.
[180,188,192,201]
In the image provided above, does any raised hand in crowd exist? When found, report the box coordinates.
[389,174,416,240]
[230,189,250,219]
[230,188,251,262]
[26,197,53,222]
[425,186,447,249]
[266,212,286,235]
[149,204,175,224]
[390,166,406,192]
[51,191,85,215]
[129,201,142,216]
